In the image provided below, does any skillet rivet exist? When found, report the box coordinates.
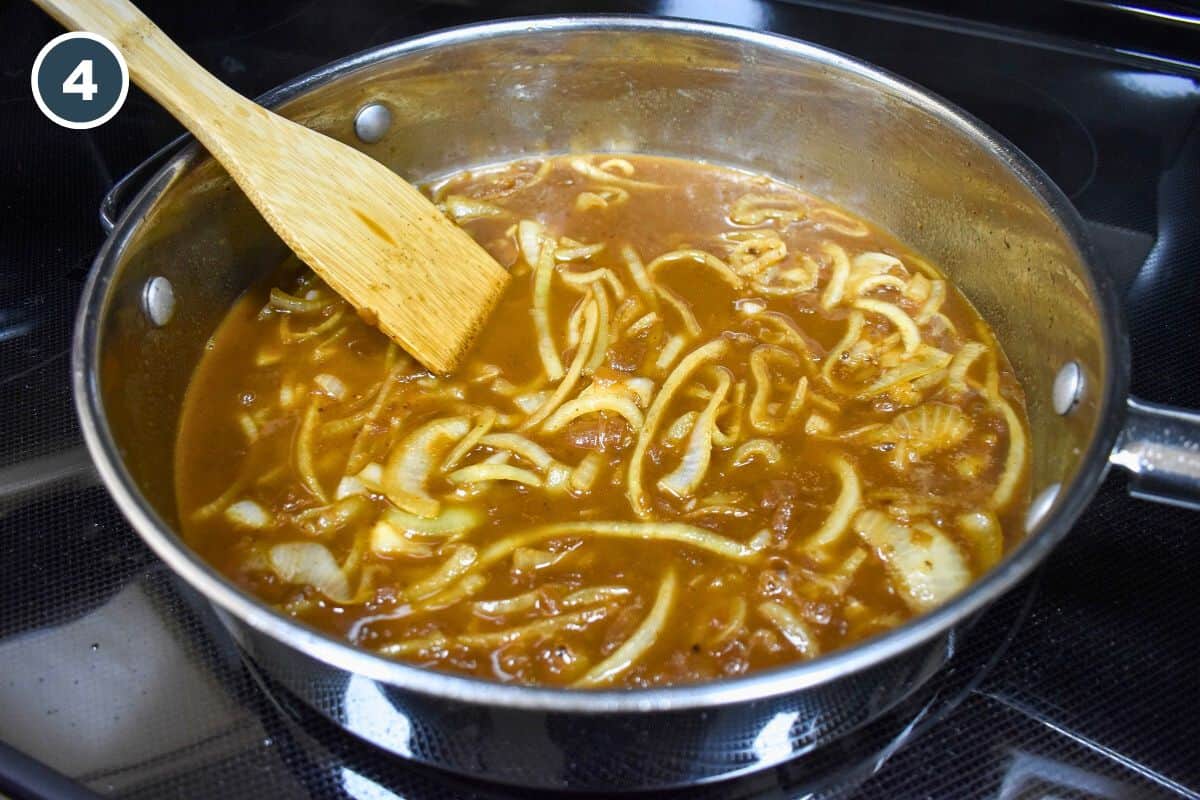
[1025,483,1060,531]
[354,103,392,144]
[1052,361,1084,415]
[142,276,176,327]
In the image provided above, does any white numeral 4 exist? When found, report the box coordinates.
[62,59,98,101]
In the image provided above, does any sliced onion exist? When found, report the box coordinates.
[477,520,759,571]
[376,633,448,658]
[732,439,782,466]
[620,244,659,307]
[237,413,258,442]
[382,505,481,537]
[819,242,852,310]
[523,299,599,429]
[562,585,632,608]
[811,205,870,237]
[915,279,946,324]
[989,394,1027,512]
[335,475,366,500]
[295,495,372,537]
[856,345,951,399]
[758,601,819,656]
[225,499,272,529]
[382,416,471,518]
[559,266,626,301]
[655,335,689,374]
[555,241,607,262]
[569,157,662,189]
[622,377,656,406]
[654,286,702,338]
[575,186,630,211]
[440,194,507,222]
[268,288,326,314]
[531,238,565,381]
[513,389,551,415]
[625,311,660,336]
[802,455,863,551]
[586,284,611,373]
[370,520,435,558]
[459,606,610,648]
[357,462,384,492]
[658,368,732,499]
[540,394,645,434]
[854,510,970,612]
[958,510,1003,569]
[729,193,806,226]
[647,249,742,291]
[405,544,478,601]
[441,409,497,472]
[473,590,541,617]
[575,570,677,687]
[294,403,328,503]
[569,452,605,493]
[269,542,352,603]
[729,232,787,278]
[416,572,489,612]
[664,410,699,446]
[749,345,808,434]
[313,373,347,401]
[512,546,565,572]
[517,219,544,267]
[853,298,921,356]
[947,341,987,394]
[628,339,728,517]
[447,463,543,488]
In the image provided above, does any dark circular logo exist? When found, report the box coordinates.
[31,32,128,130]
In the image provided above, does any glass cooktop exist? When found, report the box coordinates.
[1,1,1197,797]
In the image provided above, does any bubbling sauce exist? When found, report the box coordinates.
[176,155,1030,688]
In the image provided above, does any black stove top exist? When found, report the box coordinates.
[2,2,1198,798]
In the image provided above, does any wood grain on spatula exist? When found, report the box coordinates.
[35,0,510,374]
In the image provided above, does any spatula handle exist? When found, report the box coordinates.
[32,0,254,152]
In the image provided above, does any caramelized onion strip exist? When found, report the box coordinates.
[732,438,782,466]
[574,570,677,687]
[758,600,819,656]
[947,341,987,394]
[382,416,472,518]
[990,394,1027,512]
[295,403,328,503]
[570,157,663,189]
[532,231,565,381]
[468,522,760,589]
[915,279,946,324]
[541,394,645,433]
[405,544,478,601]
[749,345,808,434]
[647,249,742,291]
[657,368,732,499]
[819,242,852,310]
[628,339,729,516]
[448,463,543,488]
[459,606,612,648]
[802,454,863,551]
[441,409,498,472]
[523,300,600,430]
[620,244,658,308]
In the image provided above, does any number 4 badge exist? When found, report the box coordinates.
[32,32,129,130]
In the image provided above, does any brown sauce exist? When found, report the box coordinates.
[176,154,1030,688]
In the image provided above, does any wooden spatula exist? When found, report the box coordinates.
[35,0,510,374]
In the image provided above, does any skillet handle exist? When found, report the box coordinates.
[99,137,184,233]
[1110,397,1200,511]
